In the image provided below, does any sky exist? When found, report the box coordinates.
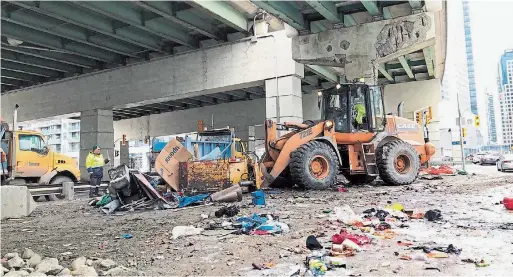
[469,1,513,113]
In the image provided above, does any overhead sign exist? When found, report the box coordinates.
[452,141,467,145]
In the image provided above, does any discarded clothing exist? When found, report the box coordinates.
[95,195,112,207]
[376,222,392,231]
[412,244,461,255]
[306,235,323,250]
[236,213,268,233]
[424,209,442,221]
[332,230,372,245]
[177,194,209,208]
[308,258,327,276]
[375,210,390,221]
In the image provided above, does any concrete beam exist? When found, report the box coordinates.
[305,0,342,23]
[292,13,436,82]
[306,65,338,83]
[398,56,415,79]
[190,0,248,32]
[2,36,302,123]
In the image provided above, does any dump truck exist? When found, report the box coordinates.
[1,106,80,200]
[152,127,262,194]
[259,83,435,189]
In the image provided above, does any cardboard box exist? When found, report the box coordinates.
[154,139,192,191]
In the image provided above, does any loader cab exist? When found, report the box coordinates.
[320,83,385,133]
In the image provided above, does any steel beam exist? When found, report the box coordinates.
[1,70,45,83]
[73,1,197,48]
[113,109,146,116]
[252,1,307,30]
[173,99,203,107]
[375,63,394,82]
[306,65,338,83]
[2,50,82,73]
[398,56,415,79]
[343,14,357,26]
[190,1,248,33]
[305,1,342,23]
[1,44,98,68]
[409,1,423,9]
[1,78,25,87]
[134,2,224,41]
[9,1,164,52]
[1,21,120,63]
[361,1,382,16]
[423,46,434,77]
[191,96,217,105]
[383,6,393,19]
[1,60,62,78]
[3,8,140,57]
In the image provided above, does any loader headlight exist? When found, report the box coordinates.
[325,121,333,130]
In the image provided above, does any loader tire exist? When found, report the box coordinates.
[376,140,420,186]
[290,141,338,190]
[344,174,376,185]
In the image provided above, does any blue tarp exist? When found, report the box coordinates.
[178,194,209,208]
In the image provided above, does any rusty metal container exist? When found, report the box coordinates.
[178,159,231,194]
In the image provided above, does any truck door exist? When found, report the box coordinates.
[15,133,50,177]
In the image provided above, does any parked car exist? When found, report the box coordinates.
[497,154,513,172]
[479,152,501,165]
[472,152,488,164]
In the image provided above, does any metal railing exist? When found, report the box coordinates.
[28,183,108,197]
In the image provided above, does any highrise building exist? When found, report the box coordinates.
[486,92,497,143]
[20,118,81,160]
[463,0,478,115]
[498,50,513,145]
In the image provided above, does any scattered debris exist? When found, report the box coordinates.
[424,209,442,221]
[306,235,323,250]
[172,226,204,239]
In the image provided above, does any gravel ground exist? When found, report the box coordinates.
[2,170,513,276]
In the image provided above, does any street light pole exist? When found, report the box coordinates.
[457,93,466,171]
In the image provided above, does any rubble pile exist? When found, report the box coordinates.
[1,249,142,277]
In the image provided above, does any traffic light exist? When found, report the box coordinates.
[415,111,422,124]
[121,134,127,146]
[474,115,480,127]
[462,128,467,138]
[426,106,433,123]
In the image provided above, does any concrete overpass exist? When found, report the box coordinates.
[0,0,447,179]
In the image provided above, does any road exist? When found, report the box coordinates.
[2,166,512,276]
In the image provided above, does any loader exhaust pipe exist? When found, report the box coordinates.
[397,102,405,117]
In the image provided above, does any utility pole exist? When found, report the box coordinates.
[456,93,466,171]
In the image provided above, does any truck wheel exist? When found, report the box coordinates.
[290,141,338,190]
[377,140,420,186]
[344,174,376,184]
[47,176,73,201]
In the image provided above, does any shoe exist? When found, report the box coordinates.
[94,187,102,197]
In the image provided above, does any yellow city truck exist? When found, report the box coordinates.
[1,107,80,200]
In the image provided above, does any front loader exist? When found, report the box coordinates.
[260,83,435,189]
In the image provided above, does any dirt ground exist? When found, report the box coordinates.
[2,167,513,276]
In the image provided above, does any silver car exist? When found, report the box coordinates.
[473,152,488,164]
[497,154,513,172]
[480,152,501,165]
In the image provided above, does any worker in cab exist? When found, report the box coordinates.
[86,145,109,197]
[352,88,367,130]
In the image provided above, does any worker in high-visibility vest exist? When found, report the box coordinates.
[85,145,109,197]
[352,89,367,130]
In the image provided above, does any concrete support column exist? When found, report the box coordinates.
[265,75,303,123]
[79,109,114,181]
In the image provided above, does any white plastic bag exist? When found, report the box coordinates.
[172,226,203,239]
[330,205,362,225]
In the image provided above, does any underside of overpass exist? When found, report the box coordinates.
[0,0,447,178]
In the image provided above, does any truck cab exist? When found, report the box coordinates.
[1,126,80,185]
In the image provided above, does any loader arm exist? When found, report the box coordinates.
[261,120,335,188]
